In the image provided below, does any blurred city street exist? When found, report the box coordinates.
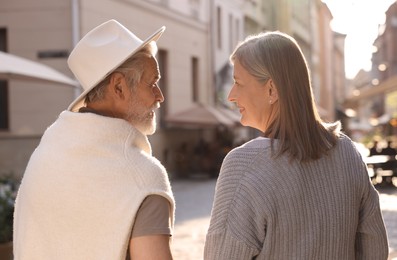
[171,178,397,260]
[171,178,215,259]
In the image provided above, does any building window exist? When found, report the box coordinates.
[0,81,8,131]
[235,18,240,46]
[192,57,199,102]
[0,28,8,131]
[189,0,200,19]
[217,6,222,50]
[159,0,169,7]
[157,49,168,127]
[229,14,233,53]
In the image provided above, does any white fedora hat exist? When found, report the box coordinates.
[67,19,165,112]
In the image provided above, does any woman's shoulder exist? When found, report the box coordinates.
[335,132,360,153]
[230,137,272,155]
[223,137,274,167]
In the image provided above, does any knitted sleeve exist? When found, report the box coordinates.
[355,172,389,259]
[204,148,264,259]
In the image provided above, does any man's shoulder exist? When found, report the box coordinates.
[124,149,172,190]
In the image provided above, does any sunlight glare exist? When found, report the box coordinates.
[323,0,396,79]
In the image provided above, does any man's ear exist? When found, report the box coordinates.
[109,72,127,99]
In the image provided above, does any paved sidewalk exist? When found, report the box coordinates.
[377,184,397,260]
[171,178,215,259]
[171,179,397,260]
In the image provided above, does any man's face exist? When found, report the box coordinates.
[125,56,164,135]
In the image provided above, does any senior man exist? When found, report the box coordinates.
[13,20,175,260]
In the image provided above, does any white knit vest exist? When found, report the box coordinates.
[13,111,175,260]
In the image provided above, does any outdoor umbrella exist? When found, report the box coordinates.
[165,103,241,128]
[0,51,78,87]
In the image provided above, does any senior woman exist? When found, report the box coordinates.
[204,31,388,260]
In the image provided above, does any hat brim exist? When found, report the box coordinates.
[67,26,165,112]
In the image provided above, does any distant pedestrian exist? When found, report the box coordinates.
[380,140,397,157]
[204,31,389,259]
[369,140,381,156]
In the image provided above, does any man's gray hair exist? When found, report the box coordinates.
[85,42,157,103]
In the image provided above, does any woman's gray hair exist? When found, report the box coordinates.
[85,42,157,103]
[230,31,340,161]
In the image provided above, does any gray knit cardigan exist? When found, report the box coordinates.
[204,135,388,260]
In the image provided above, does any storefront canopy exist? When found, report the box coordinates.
[0,51,78,87]
[165,103,241,128]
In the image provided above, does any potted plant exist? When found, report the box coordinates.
[0,175,17,260]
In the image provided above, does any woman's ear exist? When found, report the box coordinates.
[267,79,278,104]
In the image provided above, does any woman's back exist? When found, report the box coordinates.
[205,135,388,259]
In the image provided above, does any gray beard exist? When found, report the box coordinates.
[135,113,156,136]
[126,99,158,135]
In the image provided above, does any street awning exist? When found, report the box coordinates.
[165,103,241,128]
[0,51,78,87]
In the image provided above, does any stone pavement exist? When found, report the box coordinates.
[171,178,215,259]
[171,178,397,260]
[377,184,397,260]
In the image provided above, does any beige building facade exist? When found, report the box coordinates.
[344,1,397,141]
[0,0,345,178]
